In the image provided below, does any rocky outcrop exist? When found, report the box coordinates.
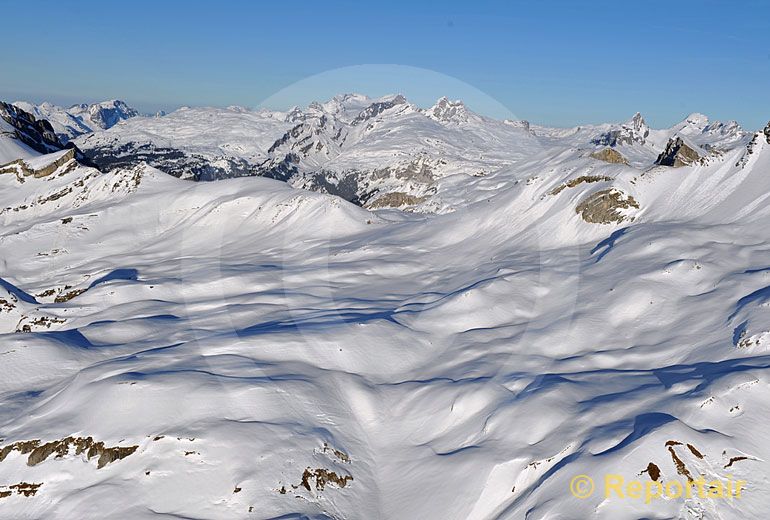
[590,148,628,165]
[1,101,65,154]
[764,121,770,144]
[550,175,613,196]
[0,149,77,179]
[365,192,427,209]
[0,436,138,469]
[300,467,353,491]
[576,188,639,224]
[655,137,701,167]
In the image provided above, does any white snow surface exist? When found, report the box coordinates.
[0,105,769,519]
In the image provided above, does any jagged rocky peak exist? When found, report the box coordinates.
[284,106,305,123]
[428,97,472,123]
[592,112,650,147]
[705,119,742,136]
[629,111,648,132]
[268,112,347,161]
[655,136,701,167]
[351,94,407,126]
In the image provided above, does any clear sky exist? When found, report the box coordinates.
[1,0,768,129]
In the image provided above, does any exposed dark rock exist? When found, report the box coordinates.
[655,137,701,167]
[0,436,138,469]
[0,101,61,153]
[724,456,749,469]
[641,462,661,481]
[576,188,639,224]
[8,482,41,497]
[302,170,362,203]
[550,175,613,196]
[0,148,77,180]
[300,467,353,491]
[764,121,770,144]
[54,287,87,303]
[589,148,628,165]
[267,114,346,160]
[365,192,427,209]
[736,133,762,168]
[0,101,93,167]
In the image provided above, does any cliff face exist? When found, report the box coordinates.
[0,101,64,155]
[0,101,93,167]
[764,121,770,144]
[0,148,77,179]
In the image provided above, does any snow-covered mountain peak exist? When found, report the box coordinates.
[427,96,475,124]
[350,94,409,126]
[627,111,648,132]
[284,105,305,122]
[330,92,371,105]
[683,112,710,127]
[313,93,373,121]
[592,112,650,147]
[666,112,748,151]
[82,99,139,129]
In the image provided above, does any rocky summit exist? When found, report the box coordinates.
[655,136,701,167]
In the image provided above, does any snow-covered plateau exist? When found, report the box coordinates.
[1,95,770,519]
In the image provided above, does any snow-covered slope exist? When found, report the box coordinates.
[1,107,770,518]
[0,117,38,164]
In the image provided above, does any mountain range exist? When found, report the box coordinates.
[9,94,753,213]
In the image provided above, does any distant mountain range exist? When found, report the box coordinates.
[3,94,759,213]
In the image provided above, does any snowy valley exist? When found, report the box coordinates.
[1,94,770,520]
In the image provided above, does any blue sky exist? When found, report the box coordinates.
[1,0,768,128]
